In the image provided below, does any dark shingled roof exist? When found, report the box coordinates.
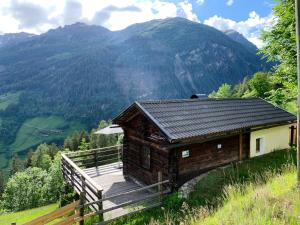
[114,98,296,143]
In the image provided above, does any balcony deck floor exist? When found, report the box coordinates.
[83,162,156,220]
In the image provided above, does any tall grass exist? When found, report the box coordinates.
[148,164,299,225]
[113,149,297,225]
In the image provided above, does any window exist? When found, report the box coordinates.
[256,138,262,153]
[182,150,190,158]
[217,144,222,150]
[141,146,150,169]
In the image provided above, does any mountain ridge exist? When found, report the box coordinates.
[0,17,271,167]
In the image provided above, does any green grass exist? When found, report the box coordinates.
[0,203,58,224]
[198,167,300,225]
[0,92,20,111]
[10,116,85,153]
[113,149,297,225]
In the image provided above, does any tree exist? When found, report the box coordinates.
[233,76,250,97]
[260,0,297,106]
[10,153,23,175]
[209,83,233,98]
[25,149,34,168]
[248,72,272,98]
[78,137,89,151]
[43,153,66,203]
[0,170,5,198]
[2,167,48,211]
[31,144,52,171]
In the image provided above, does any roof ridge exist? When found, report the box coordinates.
[138,97,260,104]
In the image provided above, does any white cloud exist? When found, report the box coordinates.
[226,0,234,6]
[177,1,199,22]
[0,0,199,34]
[204,11,274,48]
[196,0,205,5]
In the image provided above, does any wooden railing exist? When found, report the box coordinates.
[23,200,80,225]
[64,145,122,169]
[61,145,170,224]
[79,178,170,225]
[61,154,103,213]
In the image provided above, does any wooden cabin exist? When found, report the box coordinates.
[113,98,296,188]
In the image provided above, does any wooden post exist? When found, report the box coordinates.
[97,190,104,222]
[239,133,243,161]
[94,150,98,168]
[70,166,74,188]
[117,145,121,168]
[158,171,162,202]
[295,0,300,187]
[79,192,85,225]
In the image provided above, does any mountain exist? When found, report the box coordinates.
[0,17,271,168]
[224,29,258,53]
[0,32,35,47]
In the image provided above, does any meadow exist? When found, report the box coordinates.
[0,92,20,111]
[0,203,58,224]
[9,116,85,153]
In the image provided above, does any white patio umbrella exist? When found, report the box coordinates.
[94,124,123,135]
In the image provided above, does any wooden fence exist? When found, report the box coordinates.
[23,200,80,225]
[81,179,170,225]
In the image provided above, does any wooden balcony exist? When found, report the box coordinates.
[61,145,170,224]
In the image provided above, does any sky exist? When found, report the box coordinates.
[0,0,276,47]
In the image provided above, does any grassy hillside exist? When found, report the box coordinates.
[199,167,299,225]
[0,92,20,111]
[0,116,85,171]
[0,203,58,224]
[10,116,85,153]
[113,149,297,225]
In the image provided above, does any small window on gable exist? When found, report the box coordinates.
[141,146,150,170]
[217,144,222,150]
[256,138,262,153]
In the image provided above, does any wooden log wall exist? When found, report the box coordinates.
[175,133,250,185]
[122,114,170,185]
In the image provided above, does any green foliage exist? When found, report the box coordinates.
[31,144,53,171]
[2,167,49,211]
[10,154,23,176]
[248,72,272,98]
[43,153,66,203]
[209,72,273,99]
[260,0,297,108]
[0,171,5,198]
[2,155,66,212]
[78,138,90,151]
[209,83,233,98]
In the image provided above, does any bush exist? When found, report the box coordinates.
[2,153,66,212]
[2,167,48,211]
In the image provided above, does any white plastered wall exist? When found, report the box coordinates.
[250,124,293,158]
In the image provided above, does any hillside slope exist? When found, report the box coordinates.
[198,167,299,225]
[0,17,271,166]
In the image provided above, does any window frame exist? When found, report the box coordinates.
[140,146,151,170]
[255,137,263,153]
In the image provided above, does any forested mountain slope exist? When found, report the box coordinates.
[0,17,271,167]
